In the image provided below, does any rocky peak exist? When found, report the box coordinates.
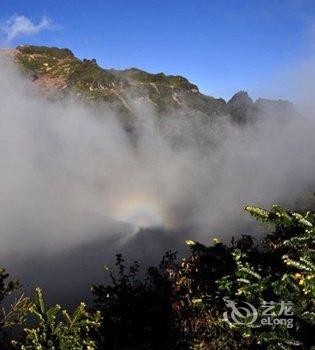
[228,91,254,106]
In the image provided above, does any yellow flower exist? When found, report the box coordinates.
[192,298,203,304]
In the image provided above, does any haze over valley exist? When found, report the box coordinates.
[0,45,314,303]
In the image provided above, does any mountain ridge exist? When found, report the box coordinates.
[1,45,295,126]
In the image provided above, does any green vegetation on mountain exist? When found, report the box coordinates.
[115,67,198,90]
[16,45,76,77]
[14,45,202,116]
[1,202,314,349]
[11,45,295,127]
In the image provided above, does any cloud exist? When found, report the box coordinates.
[1,15,53,42]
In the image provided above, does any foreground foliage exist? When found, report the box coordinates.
[0,203,314,349]
[13,288,101,350]
[173,204,315,349]
[0,268,29,347]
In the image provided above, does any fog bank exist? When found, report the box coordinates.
[0,56,314,303]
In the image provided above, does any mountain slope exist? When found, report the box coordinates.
[2,45,295,127]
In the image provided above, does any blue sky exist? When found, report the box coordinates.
[1,0,315,100]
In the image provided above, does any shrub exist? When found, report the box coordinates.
[13,288,101,350]
[91,252,186,349]
[170,205,315,349]
[0,268,29,347]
